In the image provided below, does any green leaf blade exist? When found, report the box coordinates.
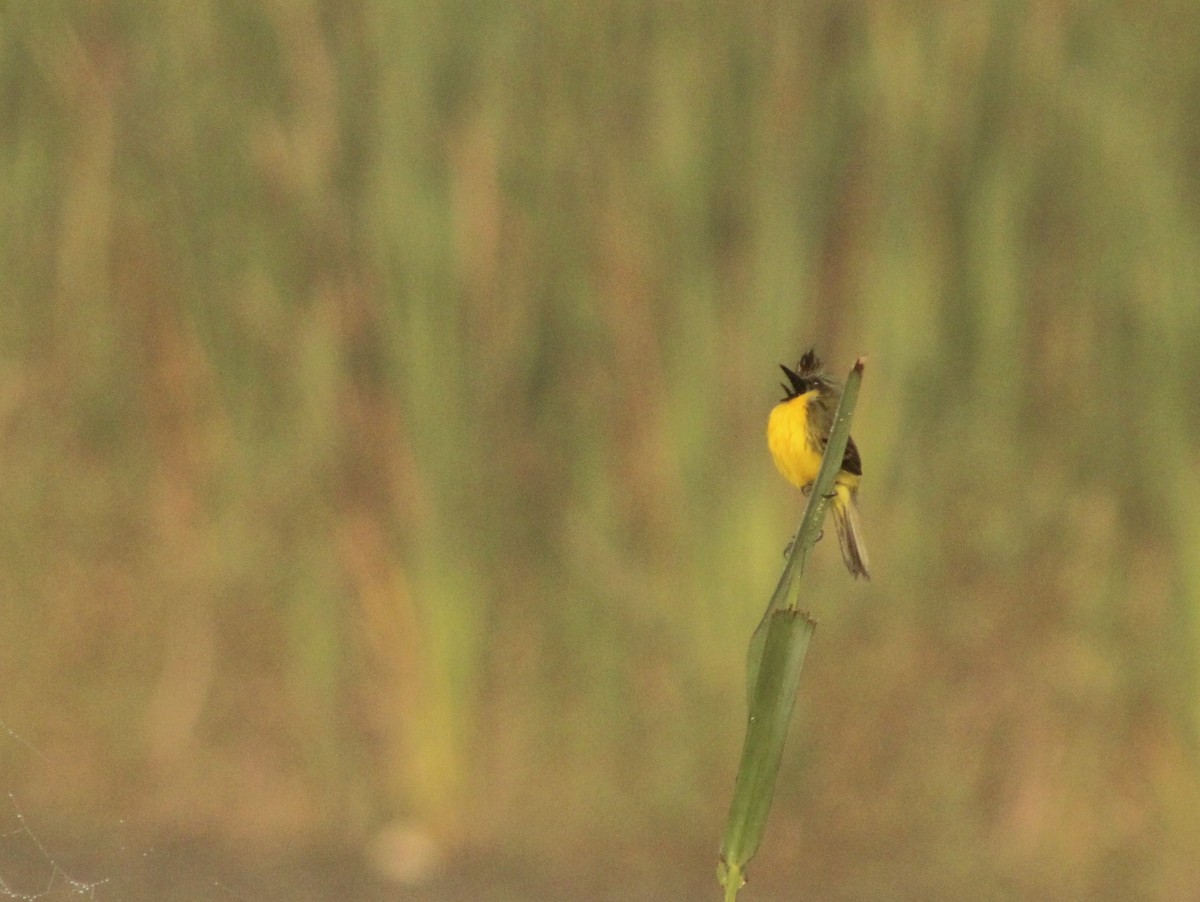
[720,608,817,872]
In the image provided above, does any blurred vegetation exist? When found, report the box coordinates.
[3,1,1200,898]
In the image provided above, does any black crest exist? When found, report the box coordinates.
[778,348,824,401]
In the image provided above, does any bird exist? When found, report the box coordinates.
[766,349,870,579]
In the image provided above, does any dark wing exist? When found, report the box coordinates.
[840,435,863,476]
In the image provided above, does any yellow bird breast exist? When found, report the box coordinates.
[767,393,821,489]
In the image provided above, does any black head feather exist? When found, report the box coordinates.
[798,348,822,375]
[777,348,824,401]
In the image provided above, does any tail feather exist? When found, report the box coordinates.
[832,490,871,579]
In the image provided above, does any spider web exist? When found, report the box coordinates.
[0,718,106,901]
[0,719,255,902]
[0,795,107,901]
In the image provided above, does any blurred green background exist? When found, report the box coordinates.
[3,2,1200,899]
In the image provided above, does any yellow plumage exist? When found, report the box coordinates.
[766,393,822,489]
